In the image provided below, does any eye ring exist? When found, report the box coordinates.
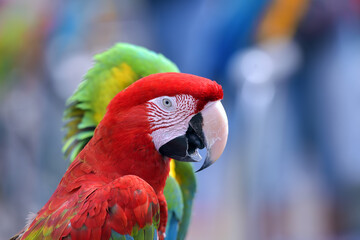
[162,98,172,108]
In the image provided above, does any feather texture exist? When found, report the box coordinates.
[61,43,196,239]
[63,43,179,161]
[21,160,160,240]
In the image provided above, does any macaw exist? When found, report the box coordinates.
[11,43,228,240]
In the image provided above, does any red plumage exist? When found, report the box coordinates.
[19,73,223,240]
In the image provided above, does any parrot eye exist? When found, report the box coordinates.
[162,98,172,108]
[147,96,177,112]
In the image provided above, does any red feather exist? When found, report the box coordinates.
[19,73,223,240]
[21,172,159,239]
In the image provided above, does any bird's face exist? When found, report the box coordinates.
[107,72,228,171]
[146,92,228,172]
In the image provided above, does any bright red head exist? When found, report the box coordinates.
[107,72,223,114]
[82,72,228,193]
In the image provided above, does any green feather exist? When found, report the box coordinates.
[164,176,184,233]
[110,230,126,240]
[63,43,179,162]
[174,161,196,240]
[62,43,196,239]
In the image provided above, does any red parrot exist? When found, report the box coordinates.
[12,45,228,240]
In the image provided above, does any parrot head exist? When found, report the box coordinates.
[105,72,228,172]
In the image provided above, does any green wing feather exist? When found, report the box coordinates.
[63,43,179,161]
[163,176,183,237]
[173,162,196,240]
[62,43,195,240]
[110,227,157,240]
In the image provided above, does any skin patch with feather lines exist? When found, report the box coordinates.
[147,94,197,151]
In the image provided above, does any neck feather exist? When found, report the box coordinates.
[78,104,170,193]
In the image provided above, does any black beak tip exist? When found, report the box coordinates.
[195,156,213,173]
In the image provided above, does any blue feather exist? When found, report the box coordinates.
[166,213,180,240]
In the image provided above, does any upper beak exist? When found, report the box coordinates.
[192,101,228,172]
[159,100,228,172]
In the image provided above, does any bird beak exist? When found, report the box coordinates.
[193,101,228,172]
[159,100,228,172]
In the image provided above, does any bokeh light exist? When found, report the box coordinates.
[1,0,360,239]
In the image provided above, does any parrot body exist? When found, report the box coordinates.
[12,44,228,240]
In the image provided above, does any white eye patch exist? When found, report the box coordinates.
[148,96,177,112]
[146,94,198,150]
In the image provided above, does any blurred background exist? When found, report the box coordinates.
[1,0,360,239]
